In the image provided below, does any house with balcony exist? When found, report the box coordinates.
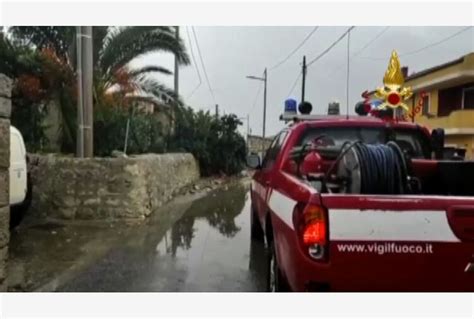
[404,52,474,159]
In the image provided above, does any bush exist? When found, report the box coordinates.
[10,98,49,153]
[170,106,246,176]
[94,106,165,157]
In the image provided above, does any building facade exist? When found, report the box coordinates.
[404,52,474,159]
[247,134,274,155]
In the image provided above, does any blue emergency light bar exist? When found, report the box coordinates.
[284,98,297,114]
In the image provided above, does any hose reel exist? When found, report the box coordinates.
[335,142,409,195]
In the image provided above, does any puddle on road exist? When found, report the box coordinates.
[57,179,268,292]
[152,183,268,291]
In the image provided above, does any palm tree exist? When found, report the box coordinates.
[6,26,190,151]
[10,26,189,107]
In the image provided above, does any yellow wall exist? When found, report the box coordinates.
[364,52,474,159]
[403,53,474,159]
[407,89,439,121]
[416,109,474,130]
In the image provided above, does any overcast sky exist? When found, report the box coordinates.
[132,26,473,137]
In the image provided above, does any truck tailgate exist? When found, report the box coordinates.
[321,194,474,291]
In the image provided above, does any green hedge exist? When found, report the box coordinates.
[93,106,165,157]
[94,105,246,176]
[169,106,246,176]
[13,101,246,176]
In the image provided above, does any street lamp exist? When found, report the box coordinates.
[246,68,267,154]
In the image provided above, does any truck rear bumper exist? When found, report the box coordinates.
[288,242,474,292]
[272,215,474,292]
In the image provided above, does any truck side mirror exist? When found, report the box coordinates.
[431,128,445,160]
[246,154,261,169]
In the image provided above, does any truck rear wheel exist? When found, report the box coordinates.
[250,206,264,241]
[267,244,289,292]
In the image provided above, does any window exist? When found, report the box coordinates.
[422,93,430,116]
[262,131,287,169]
[462,86,474,110]
[393,129,430,159]
[296,126,431,159]
[298,127,384,149]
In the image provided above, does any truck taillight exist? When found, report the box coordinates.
[296,204,328,260]
[303,222,326,245]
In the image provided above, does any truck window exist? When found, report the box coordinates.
[297,127,431,159]
[262,131,288,169]
[393,129,430,159]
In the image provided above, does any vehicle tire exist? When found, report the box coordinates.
[250,206,264,241]
[267,243,289,292]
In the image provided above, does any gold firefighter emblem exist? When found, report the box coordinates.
[374,50,413,112]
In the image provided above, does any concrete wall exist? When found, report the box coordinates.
[0,74,12,291]
[28,153,200,220]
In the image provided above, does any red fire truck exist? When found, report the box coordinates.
[247,113,474,292]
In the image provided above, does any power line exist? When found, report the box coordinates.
[269,26,319,71]
[352,26,390,57]
[287,71,302,97]
[401,26,472,56]
[186,83,201,100]
[246,81,263,138]
[186,27,202,82]
[358,26,472,60]
[307,26,355,67]
[322,26,391,79]
[191,26,216,104]
[249,81,263,112]
[186,26,202,99]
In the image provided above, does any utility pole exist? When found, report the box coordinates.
[246,68,267,154]
[346,28,351,120]
[246,114,250,137]
[301,55,307,103]
[82,26,94,157]
[174,26,179,96]
[75,26,94,158]
[215,104,219,119]
[75,26,84,158]
[262,68,267,154]
[246,113,250,151]
[169,26,180,143]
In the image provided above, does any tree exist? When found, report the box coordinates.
[170,107,247,176]
[10,26,190,107]
[94,26,189,107]
[0,33,74,151]
[5,26,190,152]
[9,26,75,62]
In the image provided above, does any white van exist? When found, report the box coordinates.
[9,126,27,206]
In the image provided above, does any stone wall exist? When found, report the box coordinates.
[0,74,12,291]
[28,153,200,220]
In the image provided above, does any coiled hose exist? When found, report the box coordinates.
[354,142,407,194]
[326,141,408,195]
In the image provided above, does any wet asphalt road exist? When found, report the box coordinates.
[58,181,268,292]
